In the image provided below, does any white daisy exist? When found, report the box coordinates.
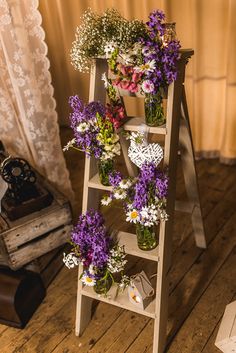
[101,195,112,206]
[134,59,156,73]
[104,42,116,58]
[81,273,96,286]
[126,209,140,223]
[76,122,89,132]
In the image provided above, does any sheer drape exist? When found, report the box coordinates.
[0,0,73,197]
[39,0,236,164]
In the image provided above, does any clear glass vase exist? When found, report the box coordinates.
[144,92,165,127]
[94,274,112,295]
[136,224,157,251]
[98,159,114,186]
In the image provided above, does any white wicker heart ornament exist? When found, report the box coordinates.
[128,139,163,168]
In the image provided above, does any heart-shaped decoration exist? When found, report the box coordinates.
[128,141,163,168]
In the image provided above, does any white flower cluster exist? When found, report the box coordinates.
[118,275,130,291]
[76,122,89,133]
[98,132,121,161]
[101,177,133,206]
[139,204,159,227]
[63,138,76,152]
[107,245,127,273]
[127,132,146,149]
[104,41,116,58]
[101,72,110,88]
[63,252,80,269]
[126,204,168,227]
[101,195,112,206]
[70,8,146,72]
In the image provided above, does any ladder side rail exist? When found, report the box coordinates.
[179,87,207,248]
[153,57,187,353]
[76,59,108,336]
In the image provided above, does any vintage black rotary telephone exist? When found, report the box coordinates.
[0,156,39,203]
[0,143,53,219]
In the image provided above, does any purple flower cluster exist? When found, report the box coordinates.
[141,10,181,93]
[133,162,168,210]
[109,170,123,187]
[71,209,111,269]
[69,95,106,158]
[146,10,165,37]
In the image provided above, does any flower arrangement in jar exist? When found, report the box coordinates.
[70,8,181,128]
[106,10,181,127]
[63,209,127,295]
[63,95,121,186]
[101,162,168,251]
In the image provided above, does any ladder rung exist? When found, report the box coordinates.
[88,173,113,191]
[81,285,156,319]
[123,117,167,135]
[117,231,159,262]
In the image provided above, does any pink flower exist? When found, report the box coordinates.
[132,72,142,83]
[120,81,131,90]
[129,83,139,92]
[141,80,155,94]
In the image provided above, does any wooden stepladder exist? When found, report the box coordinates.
[75,49,207,353]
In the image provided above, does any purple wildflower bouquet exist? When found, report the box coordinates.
[63,209,127,294]
[101,162,168,227]
[63,95,121,161]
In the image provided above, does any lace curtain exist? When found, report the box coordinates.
[0,0,73,197]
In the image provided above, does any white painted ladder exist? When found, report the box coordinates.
[75,49,207,353]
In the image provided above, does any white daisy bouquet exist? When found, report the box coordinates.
[63,209,127,295]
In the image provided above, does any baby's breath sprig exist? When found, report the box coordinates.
[71,8,146,72]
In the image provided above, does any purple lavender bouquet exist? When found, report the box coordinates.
[101,162,168,250]
[63,209,127,295]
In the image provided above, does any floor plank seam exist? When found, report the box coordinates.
[124,318,152,353]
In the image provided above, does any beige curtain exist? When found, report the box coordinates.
[39,0,236,164]
[0,0,73,197]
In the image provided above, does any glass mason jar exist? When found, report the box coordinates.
[94,273,113,295]
[98,159,114,186]
[136,223,157,251]
[144,92,165,127]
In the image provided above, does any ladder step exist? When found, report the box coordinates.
[81,285,156,319]
[88,174,113,191]
[117,231,159,262]
[124,117,167,135]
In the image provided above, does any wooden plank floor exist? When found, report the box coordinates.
[0,128,236,353]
